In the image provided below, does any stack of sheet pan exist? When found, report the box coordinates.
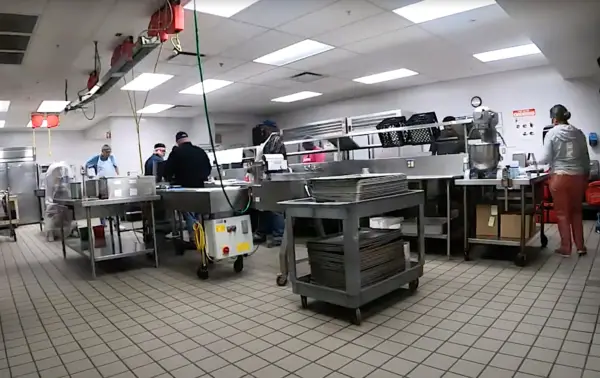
[307,228,406,289]
[309,173,408,202]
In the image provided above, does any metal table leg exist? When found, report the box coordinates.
[463,185,470,260]
[515,186,527,266]
[446,179,451,259]
[277,226,289,286]
[150,202,159,268]
[60,221,66,258]
[343,210,361,324]
[285,214,296,288]
[86,208,96,279]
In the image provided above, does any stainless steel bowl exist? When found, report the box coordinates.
[468,143,501,171]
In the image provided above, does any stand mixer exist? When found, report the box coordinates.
[466,106,507,179]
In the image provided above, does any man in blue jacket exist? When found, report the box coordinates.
[144,143,166,176]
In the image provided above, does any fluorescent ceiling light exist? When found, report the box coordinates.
[394,0,496,24]
[474,43,541,62]
[137,104,175,114]
[121,73,173,91]
[27,120,47,128]
[271,91,322,103]
[0,101,10,112]
[353,68,419,84]
[179,79,233,95]
[184,0,260,17]
[254,40,334,66]
[37,100,70,113]
[0,121,5,128]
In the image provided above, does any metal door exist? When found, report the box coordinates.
[8,162,40,224]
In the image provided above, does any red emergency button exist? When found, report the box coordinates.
[222,246,229,255]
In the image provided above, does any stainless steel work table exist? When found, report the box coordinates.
[406,174,462,259]
[55,195,160,278]
[455,174,549,266]
[278,191,425,325]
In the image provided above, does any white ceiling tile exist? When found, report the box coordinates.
[305,77,363,93]
[316,12,412,47]
[276,0,384,38]
[418,4,509,36]
[198,56,248,78]
[240,67,305,88]
[219,30,303,61]
[216,62,274,81]
[232,0,337,28]
[286,49,359,72]
[365,0,421,11]
[343,25,433,53]
[190,20,268,56]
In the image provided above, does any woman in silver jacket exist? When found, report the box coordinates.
[537,104,590,257]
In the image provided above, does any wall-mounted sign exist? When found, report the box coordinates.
[512,108,537,139]
[512,109,536,117]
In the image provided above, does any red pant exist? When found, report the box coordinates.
[549,174,587,253]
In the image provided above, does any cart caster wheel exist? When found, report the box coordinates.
[515,254,527,267]
[301,296,308,309]
[409,279,419,293]
[540,234,548,248]
[351,308,362,325]
[234,257,244,273]
[197,266,209,280]
[276,274,287,286]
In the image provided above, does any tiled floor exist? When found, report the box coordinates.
[1,223,600,378]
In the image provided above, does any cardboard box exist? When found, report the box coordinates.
[476,205,498,237]
[500,214,535,239]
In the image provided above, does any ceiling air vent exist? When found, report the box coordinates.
[290,72,325,83]
[0,13,38,65]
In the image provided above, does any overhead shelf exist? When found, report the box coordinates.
[65,36,162,112]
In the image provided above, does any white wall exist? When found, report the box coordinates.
[0,130,98,166]
[270,66,600,159]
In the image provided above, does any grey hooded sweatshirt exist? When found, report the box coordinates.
[538,123,590,175]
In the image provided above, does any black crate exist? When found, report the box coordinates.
[375,116,407,148]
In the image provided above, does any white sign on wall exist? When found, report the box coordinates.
[512,108,537,140]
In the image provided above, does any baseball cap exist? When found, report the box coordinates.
[175,131,188,141]
[154,143,166,149]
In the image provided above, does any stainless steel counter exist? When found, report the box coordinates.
[455,173,549,188]
[158,186,250,216]
[56,195,160,207]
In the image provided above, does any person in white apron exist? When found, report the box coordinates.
[85,144,119,178]
[85,145,121,228]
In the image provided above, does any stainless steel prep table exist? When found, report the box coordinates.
[455,174,549,266]
[406,174,462,259]
[278,191,425,325]
[55,195,160,278]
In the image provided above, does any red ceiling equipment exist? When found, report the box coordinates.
[46,114,60,128]
[30,114,44,129]
[148,0,184,42]
[30,113,60,128]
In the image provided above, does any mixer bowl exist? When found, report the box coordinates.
[468,143,501,171]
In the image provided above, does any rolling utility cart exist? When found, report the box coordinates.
[278,190,425,325]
